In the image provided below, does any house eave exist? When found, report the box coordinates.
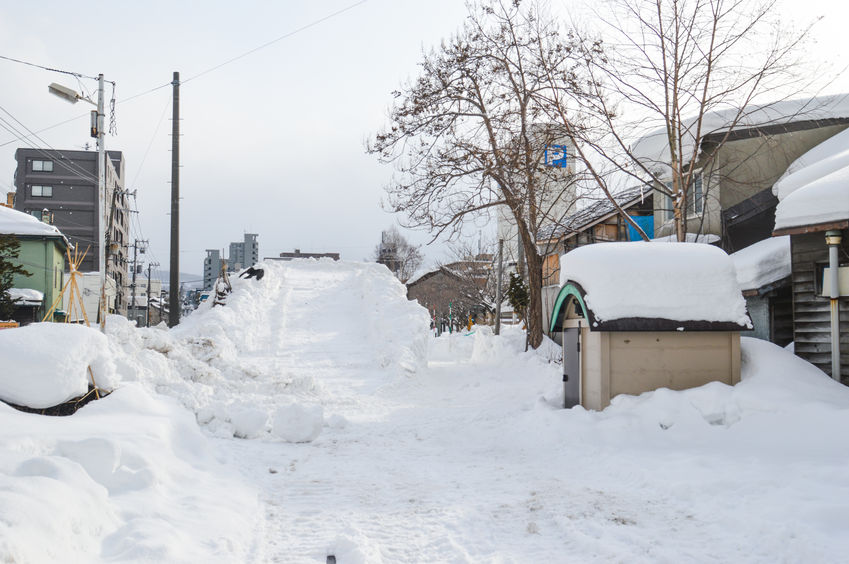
[772,219,849,237]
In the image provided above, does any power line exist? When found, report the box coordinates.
[183,0,368,84]
[0,112,89,149]
[0,53,101,81]
[116,1,367,105]
[0,104,101,186]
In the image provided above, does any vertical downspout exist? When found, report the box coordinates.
[825,230,842,382]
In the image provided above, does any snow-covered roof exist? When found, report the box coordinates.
[537,185,650,241]
[632,94,849,172]
[559,242,751,329]
[0,205,68,244]
[731,236,791,292]
[651,233,720,244]
[773,127,849,231]
[8,288,44,305]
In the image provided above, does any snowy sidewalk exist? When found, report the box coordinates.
[218,328,849,563]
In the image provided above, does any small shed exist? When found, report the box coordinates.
[549,242,751,410]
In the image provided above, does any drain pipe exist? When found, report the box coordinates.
[826,230,842,382]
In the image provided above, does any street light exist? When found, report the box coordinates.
[48,74,108,331]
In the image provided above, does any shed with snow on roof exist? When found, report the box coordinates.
[549,243,751,410]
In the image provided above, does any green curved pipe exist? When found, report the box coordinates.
[548,282,589,333]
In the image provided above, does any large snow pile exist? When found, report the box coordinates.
[731,235,791,291]
[560,242,751,326]
[0,385,260,562]
[773,126,849,230]
[0,323,116,408]
[109,259,430,439]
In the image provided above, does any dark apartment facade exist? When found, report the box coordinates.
[13,148,130,315]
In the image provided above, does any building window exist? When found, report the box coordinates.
[32,160,54,172]
[661,184,675,222]
[31,185,53,197]
[662,171,703,220]
[687,173,704,215]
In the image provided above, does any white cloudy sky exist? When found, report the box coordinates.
[1,0,847,281]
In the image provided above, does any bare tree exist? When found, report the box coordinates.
[374,226,423,283]
[368,0,586,348]
[539,0,815,242]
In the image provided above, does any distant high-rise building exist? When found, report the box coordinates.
[201,234,259,290]
[228,233,259,271]
[203,249,222,291]
[12,148,129,315]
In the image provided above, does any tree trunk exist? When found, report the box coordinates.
[524,244,544,349]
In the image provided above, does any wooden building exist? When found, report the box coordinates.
[772,128,849,382]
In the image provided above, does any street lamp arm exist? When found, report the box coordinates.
[48,82,96,106]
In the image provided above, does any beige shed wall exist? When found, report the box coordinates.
[578,328,741,410]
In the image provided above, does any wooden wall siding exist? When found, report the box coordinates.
[791,232,849,381]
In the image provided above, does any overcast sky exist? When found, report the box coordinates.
[1,0,847,281]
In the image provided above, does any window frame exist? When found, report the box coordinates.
[31,185,53,197]
[32,160,54,172]
[661,170,704,221]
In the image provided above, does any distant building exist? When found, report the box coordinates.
[497,124,578,268]
[201,234,260,290]
[203,249,222,291]
[269,249,340,261]
[126,276,163,327]
[12,148,129,315]
[228,233,259,271]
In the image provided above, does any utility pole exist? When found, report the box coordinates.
[495,238,503,335]
[47,73,111,330]
[147,261,159,327]
[95,73,107,330]
[169,71,181,326]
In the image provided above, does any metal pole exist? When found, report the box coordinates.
[826,230,842,382]
[96,73,107,331]
[495,239,503,335]
[169,71,181,326]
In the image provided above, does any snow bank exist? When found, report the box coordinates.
[107,259,430,440]
[0,323,115,408]
[0,384,260,562]
[731,235,790,291]
[560,242,751,326]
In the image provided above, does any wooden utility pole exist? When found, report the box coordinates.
[169,71,181,326]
